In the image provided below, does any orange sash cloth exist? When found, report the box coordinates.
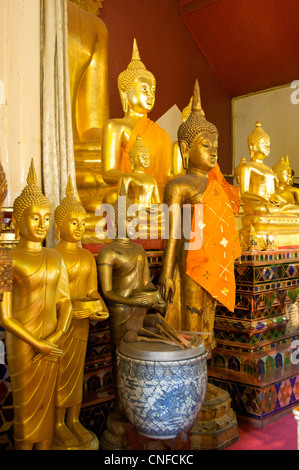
[186,164,241,312]
[118,115,172,195]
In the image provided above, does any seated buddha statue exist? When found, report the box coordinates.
[239,122,299,215]
[0,160,72,450]
[101,38,172,205]
[117,135,161,208]
[273,156,299,206]
[238,122,299,247]
[67,0,109,215]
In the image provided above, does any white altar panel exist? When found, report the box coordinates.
[233,83,299,182]
[0,0,41,207]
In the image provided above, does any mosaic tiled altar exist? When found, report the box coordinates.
[209,247,299,427]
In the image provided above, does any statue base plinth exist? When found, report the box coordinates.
[240,214,299,249]
[52,431,99,450]
[190,384,239,450]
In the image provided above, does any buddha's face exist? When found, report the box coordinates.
[251,138,270,159]
[59,211,86,243]
[278,168,293,187]
[134,151,150,170]
[18,205,51,242]
[188,132,218,172]
[127,76,155,114]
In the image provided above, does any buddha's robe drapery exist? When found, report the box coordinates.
[186,165,241,313]
[6,249,70,446]
[54,247,97,408]
[118,116,172,196]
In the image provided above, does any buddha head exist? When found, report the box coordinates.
[273,156,293,187]
[54,176,86,243]
[118,39,156,115]
[177,80,218,171]
[13,159,51,241]
[129,135,150,171]
[247,121,270,160]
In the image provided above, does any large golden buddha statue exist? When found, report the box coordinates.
[158,80,240,354]
[53,177,108,450]
[0,160,73,450]
[67,0,109,215]
[101,38,172,205]
[238,122,299,247]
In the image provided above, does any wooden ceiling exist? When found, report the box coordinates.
[179,0,299,97]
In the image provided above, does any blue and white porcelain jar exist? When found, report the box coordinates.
[116,335,208,440]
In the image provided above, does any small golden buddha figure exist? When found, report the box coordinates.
[238,122,299,246]
[273,156,299,206]
[101,38,172,204]
[119,135,161,208]
[67,0,110,214]
[53,177,108,450]
[0,160,73,450]
[239,122,299,215]
[158,80,240,354]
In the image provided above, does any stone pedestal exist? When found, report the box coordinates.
[209,247,299,427]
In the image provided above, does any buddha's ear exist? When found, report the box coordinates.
[120,91,128,113]
[180,141,189,170]
[54,221,60,241]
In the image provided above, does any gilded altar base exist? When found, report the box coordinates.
[209,247,299,427]
[239,214,299,248]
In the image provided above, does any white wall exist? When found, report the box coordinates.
[0,0,41,207]
[233,82,299,182]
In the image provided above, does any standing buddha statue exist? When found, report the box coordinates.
[0,160,73,450]
[101,38,172,204]
[53,176,109,450]
[158,80,240,354]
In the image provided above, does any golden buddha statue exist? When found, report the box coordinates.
[273,156,299,206]
[118,135,161,208]
[97,194,165,450]
[67,0,110,216]
[97,195,165,350]
[238,122,299,247]
[101,38,172,205]
[0,160,73,450]
[53,177,108,450]
[158,80,241,354]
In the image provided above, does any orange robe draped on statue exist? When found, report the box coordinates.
[186,164,241,312]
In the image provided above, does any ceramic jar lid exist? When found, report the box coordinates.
[118,333,205,362]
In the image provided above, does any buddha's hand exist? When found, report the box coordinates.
[32,339,63,363]
[158,277,175,304]
[130,290,162,308]
[268,194,282,206]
